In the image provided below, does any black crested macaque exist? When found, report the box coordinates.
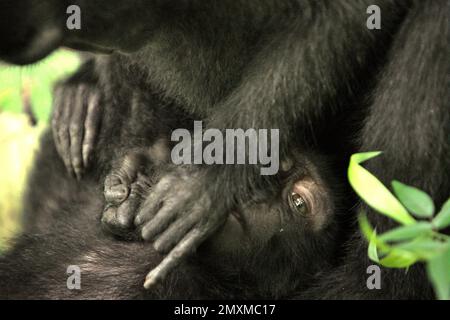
[0,123,352,298]
[0,0,448,299]
[0,0,412,285]
[1,59,354,298]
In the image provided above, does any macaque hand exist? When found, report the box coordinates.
[134,167,228,289]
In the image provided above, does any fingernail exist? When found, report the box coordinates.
[153,240,163,253]
[144,276,157,289]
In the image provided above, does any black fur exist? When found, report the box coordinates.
[0,0,448,299]
[0,123,352,299]
[300,0,450,299]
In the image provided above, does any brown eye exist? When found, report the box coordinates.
[289,192,307,216]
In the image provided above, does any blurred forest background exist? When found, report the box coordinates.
[0,50,80,252]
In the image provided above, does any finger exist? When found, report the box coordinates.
[103,152,146,205]
[117,175,150,216]
[144,228,204,289]
[134,175,175,226]
[104,174,130,205]
[101,193,138,234]
[153,212,198,254]
[116,152,145,184]
[51,87,64,158]
[141,200,180,241]
[101,205,119,228]
[115,185,143,229]
[51,87,63,144]
[58,88,76,178]
[103,176,152,236]
[82,91,101,168]
[69,85,88,180]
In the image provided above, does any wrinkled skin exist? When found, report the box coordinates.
[0,125,350,299]
[0,0,448,298]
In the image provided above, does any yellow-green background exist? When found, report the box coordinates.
[0,50,80,252]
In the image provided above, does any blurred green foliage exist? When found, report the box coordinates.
[0,114,45,252]
[350,152,450,300]
[0,50,80,123]
[0,50,80,252]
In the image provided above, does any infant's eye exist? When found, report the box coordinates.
[289,192,307,216]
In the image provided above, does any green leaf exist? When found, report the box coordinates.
[359,213,375,241]
[433,198,450,230]
[395,238,448,260]
[359,214,378,261]
[0,49,80,122]
[358,214,389,260]
[379,250,418,268]
[348,153,415,225]
[368,229,380,263]
[427,245,450,300]
[379,222,433,242]
[392,181,435,218]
